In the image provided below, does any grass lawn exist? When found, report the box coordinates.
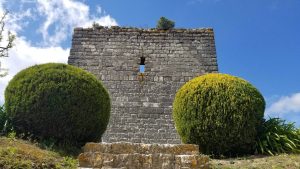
[210,154,300,169]
[0,135,299,169]
[0,136,78,169]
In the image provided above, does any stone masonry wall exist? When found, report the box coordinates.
[68,26,218,144]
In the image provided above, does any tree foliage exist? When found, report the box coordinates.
[156,17,175,30]
[0,11,15,77]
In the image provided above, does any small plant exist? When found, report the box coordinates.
[39,138,56,151]
[56,156,78,169]
[92,22,100,28]
[7,131,16,140]
[156,17,175,30]
[256,117,300,155]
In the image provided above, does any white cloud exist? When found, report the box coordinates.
[0,0,118,104]
[82,15,117,28]
[265,93,300,116]
[1,0,118,46]
[5,8,34,33]
[36,0,117,46]
[0,37,69,104]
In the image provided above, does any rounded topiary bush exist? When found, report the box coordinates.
[5,63,110,146]
[173,73,265,156]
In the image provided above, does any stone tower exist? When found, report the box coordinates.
[68,26,218,144]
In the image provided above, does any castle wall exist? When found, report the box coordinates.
[68,27,218,144]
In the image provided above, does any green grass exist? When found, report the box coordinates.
[0,136,78,169]
[0,135,299,169]
[210,154,300,169]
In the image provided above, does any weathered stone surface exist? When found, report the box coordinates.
[83,142,199,155]
[68,27,218,144]
[78,142,210,169]
[79,152,209,169]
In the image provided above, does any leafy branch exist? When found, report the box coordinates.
[0,11,15,77]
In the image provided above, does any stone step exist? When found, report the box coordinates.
[78,152,209,169]
[78,142,210,169]
[83,142,199,155]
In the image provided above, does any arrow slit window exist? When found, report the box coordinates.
[139,57,145,73]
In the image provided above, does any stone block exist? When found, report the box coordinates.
[79,142,210,169]
[83,142,200,155]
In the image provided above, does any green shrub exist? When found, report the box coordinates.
[5,63,111,146]
[173,73,265,156]
[256,117,300,155]
[0,105,6,132]
[156,17,175,30]
[0,105,13,135]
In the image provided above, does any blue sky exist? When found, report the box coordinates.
[0,0,299,126]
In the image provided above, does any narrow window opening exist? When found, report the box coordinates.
[139,57,145,73]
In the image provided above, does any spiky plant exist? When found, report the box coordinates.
[256,117,300,155]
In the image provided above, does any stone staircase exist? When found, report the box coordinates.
[78,142,210,169]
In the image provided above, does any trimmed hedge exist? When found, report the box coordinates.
[173,73,265,156]
[5,63,111,146]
